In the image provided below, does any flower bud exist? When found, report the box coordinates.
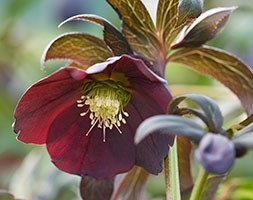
[178,0,203,24]
[195,133,235,174]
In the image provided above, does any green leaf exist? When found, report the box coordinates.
[169,93,223,133]
[59,14,132,55]
[42,33,113,69]
[107,0,163,74]
[178,0,203,25]
[171,7,236,49]
[135,115,205,144]
[156,0,179,49]
[111,166,149,200]
[169,46,253,115]
[80,177,114,200]
[177,136,193,193]
[199,175,225,200]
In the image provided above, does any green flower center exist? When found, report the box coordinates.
[77,80,131,142]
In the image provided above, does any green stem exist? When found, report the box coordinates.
[164,155,171,200]
[190,167,209,200]
[164,138,181,200]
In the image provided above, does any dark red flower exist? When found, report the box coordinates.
[13,55,173,179]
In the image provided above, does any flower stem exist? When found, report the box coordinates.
[164,138,181,200]
[164,155,171,200]
[190,167,209,200]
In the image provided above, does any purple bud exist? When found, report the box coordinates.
[195,133,235,174]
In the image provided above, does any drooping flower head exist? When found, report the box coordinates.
[13,55,173,179]
[195,133,235,174]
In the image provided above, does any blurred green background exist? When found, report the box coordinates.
[0,0,252,199]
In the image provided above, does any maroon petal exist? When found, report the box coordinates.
[46,105,135,179]
[108,55,167,84]
[126,85,173,174]
[13,68,85,144]
[104,55,174,174]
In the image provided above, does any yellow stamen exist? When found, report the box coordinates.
[77,80,131,142]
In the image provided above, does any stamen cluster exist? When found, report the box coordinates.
[77,80,131,142]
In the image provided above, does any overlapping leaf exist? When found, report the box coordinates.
[169,46,253,115]
[171,7,236,49]
[156,0,179,48]
[107,0,162,72]
[169,93,223,133]
[59,14,132,55]
[42,33,113,69]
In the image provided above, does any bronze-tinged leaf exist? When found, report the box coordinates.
[111,166,149,200]
[42,33,113,69]
[199,175,225,200]
[168,46,253,115]
[177,136,193,193]
[80,176,114,200]
[59,14,133,55]
[156,0,179,49]
[171,7,236,49]
[64,61,86,69]
[107,0,163,75]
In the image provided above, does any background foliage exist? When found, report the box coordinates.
[0,0,252,199]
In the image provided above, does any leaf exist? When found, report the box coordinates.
[107,0,163,75]
[59,14,133,55]
[171,7,236,49]
[135,115,205,144]
[156,0,179,49]
[111,166,149,200]
[42,33,113,69]
[169,46,253,115]
[199,175,225,200]
[177,136,193,193]
[169,93,223,133]
[80,176,114,200]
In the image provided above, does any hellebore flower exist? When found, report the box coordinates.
[195,133,235,174]
[13,55,174,179]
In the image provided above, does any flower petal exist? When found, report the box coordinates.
[127,88,174,174]
[86,55,167,85]
[111,55,174,174]
[13,68,85,144]
[109,55,167,84]
[46,105,135,179]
